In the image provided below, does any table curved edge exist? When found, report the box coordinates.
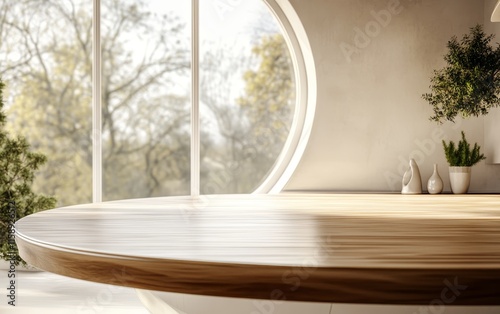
[15,228,500,305]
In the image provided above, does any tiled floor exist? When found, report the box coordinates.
[0,269,149,313]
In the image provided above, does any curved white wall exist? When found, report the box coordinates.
[284,0,500,193]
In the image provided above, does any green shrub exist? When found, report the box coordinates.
[0,79,56,266]
[442,131,486,167]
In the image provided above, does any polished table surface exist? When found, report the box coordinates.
[15,194,500,305]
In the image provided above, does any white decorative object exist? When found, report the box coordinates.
[449,166,471,194]
[427,164,443,194]
[401,158,422,194]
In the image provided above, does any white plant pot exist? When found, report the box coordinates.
[449,166,471,194]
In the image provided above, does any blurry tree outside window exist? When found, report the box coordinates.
[0,0,296,205]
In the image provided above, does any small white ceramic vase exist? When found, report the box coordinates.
[427,164,443,194]
[449,166,471,194]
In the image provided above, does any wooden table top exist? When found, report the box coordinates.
[15,194,500,305]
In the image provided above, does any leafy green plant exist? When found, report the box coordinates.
[0,79,56,266]
[442,131,486,167]
[423,24,500,123]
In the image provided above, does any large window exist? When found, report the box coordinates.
[0,0,313,205]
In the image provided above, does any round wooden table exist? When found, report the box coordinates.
[15,194,500,313]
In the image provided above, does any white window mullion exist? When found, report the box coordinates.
[92,0,102,203]
[191,0,200,196]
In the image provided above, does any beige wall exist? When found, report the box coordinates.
[284,0,500,192]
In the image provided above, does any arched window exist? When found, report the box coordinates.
[0,0,315,205]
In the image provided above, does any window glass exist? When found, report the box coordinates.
[101,0,191,200]
[0,0,93,206]
[199,0,296,194]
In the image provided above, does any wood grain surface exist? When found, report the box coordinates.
[15,194,500,305]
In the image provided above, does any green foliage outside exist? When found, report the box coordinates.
[239,34,295,145]
[423,24,500,123]
[236,34,295,181]
[442,131,486,167]
[0,79,56,265]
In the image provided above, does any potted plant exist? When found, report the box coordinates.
[423,24,500,123]
[442,131,486,194]
[0,79,56,268]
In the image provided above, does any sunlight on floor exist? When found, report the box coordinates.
[0,269,149,314]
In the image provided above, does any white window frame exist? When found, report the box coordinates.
[92,0,102,202]
[91,0,316,202]
[253,0,317,194]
